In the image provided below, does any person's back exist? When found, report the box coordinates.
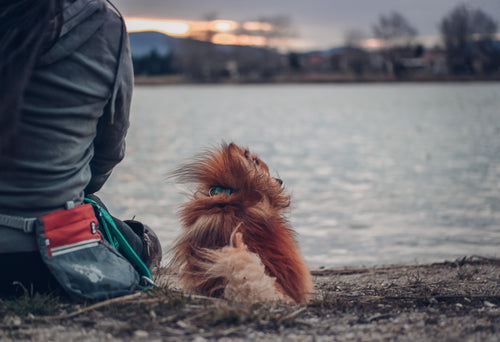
[0,0,132,253]
[0,0,132,217]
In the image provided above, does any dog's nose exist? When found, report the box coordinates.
[274,178,283,186]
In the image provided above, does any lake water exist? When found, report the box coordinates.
[99,82,500,268]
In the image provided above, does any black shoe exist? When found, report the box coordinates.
[124,220,162,271]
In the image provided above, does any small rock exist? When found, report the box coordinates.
[345,332,355,339]
[177,320,190,329]
[484,301,496,308]
[133,330,149,338]
[428,297,438,304]
[3,315,22,326]
[193,337,208,342]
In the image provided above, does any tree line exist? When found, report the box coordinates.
[133,4,499,81]
[370,4,499,76]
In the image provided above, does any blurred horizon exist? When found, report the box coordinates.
[114,0,500,51]
[124,17,417,52]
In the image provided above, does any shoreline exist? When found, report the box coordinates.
[2,256,499,341]
[134,73,500,86]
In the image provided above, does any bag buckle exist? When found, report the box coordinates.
[23,218,37,233]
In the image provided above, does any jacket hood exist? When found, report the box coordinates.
[38,0,108,66]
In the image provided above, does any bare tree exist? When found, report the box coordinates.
[372,12,418,78]
[440,4,498,74]
[252,16,297,49]
[344,29,366,48]
[373,11,418,48]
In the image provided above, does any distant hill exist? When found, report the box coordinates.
[129,31,181,58]
[128,30,355,60]
[128,30,285,59]
[128,30,286,79]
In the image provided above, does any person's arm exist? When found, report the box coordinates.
[85,17,133,194]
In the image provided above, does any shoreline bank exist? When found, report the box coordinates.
[1,256,499,341]
[134,74,500,86]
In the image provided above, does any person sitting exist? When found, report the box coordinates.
[0,0,161,297]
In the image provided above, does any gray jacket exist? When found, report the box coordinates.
[0,0,133,252]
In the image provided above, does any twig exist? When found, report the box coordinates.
[185,293,222,302]
[35,289,223,322]
[199,326,244,338]
[36,292,145,320]
[281,307,306,321]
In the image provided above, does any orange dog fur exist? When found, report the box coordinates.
[170,142,313,304]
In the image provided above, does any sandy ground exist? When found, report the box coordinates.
[1,256,499,341]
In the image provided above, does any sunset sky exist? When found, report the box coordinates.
[113,0,500,50]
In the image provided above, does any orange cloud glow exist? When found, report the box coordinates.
[125,17,275,48]
[212,33,267,46]
[125,17,191,36]
[359,38,385,50]
[211,20,239,32]
[243,21,273,32]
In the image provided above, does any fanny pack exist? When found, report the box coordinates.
[35,202,143,300]
[0,200,154,300]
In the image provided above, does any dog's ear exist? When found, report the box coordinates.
[226,142,245,156]
[227,142,239,150]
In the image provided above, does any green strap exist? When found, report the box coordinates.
[84,198,153,285]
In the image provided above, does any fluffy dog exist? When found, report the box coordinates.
[170,143,313,304]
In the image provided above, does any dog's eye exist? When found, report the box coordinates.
[244,150,250,159]
[254,158,260,166]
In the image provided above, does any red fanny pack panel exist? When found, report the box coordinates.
[41,203,102,257]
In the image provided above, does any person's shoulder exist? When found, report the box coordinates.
[102,0,125,21]
[68,0,123,22]
[99,0,126,36]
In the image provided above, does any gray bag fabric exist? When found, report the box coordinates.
[35,203,140,300]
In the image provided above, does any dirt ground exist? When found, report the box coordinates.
[1,256,499,341]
